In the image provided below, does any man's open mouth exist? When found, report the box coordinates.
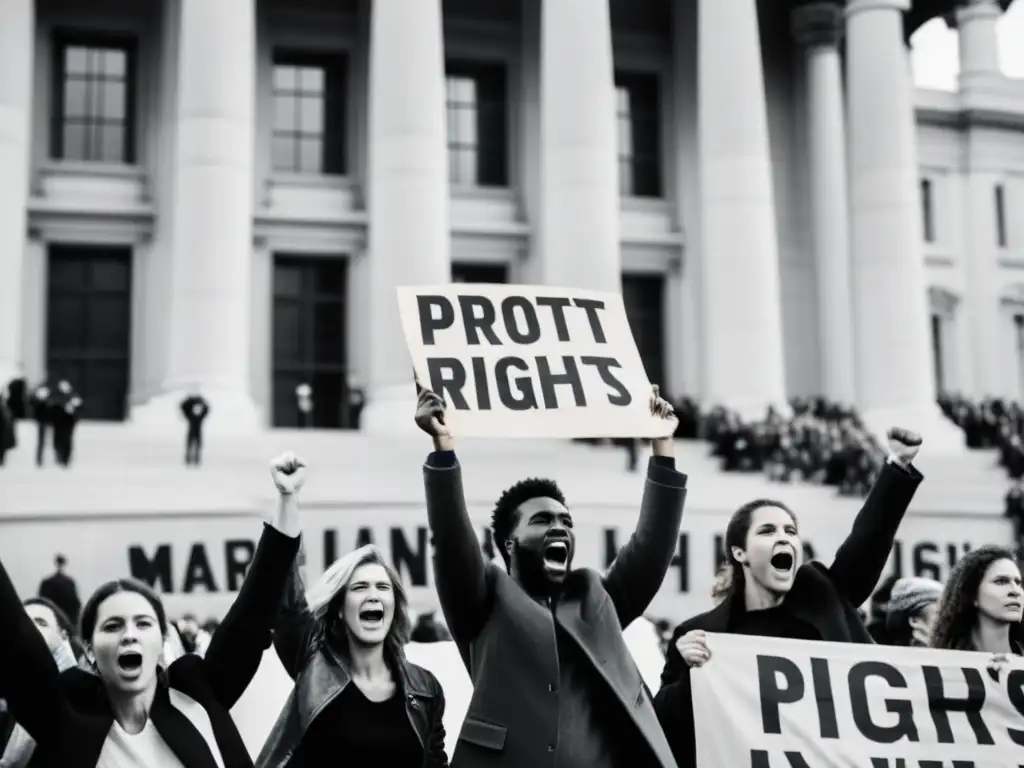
[543,541,569,571]
[117,651,143,672]
[359,607,385,623]
[770,551,794,572]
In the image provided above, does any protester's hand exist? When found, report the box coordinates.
[886,427,922,467]
[909,619,932,647]
[650,385,678,457]
[270,451,307,495]
[415,381,454,451]
[675,629,711,669]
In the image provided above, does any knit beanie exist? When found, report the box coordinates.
[885,577,943,633]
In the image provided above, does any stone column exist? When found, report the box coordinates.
[141,0,258,432]
[792,2,856,405]
[536,0,620,292]
[958,0,1004,397]
[0,0,34,387]
[359,0,450,433]
[846,0,957,444]
[697,0,787,415]
[957,0,1002,80]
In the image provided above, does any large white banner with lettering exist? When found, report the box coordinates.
[690,634,1024,767]
[396,284,672,438]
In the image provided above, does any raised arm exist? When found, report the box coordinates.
[828,428,924,608]
[417,386,492,645]
[604,389,687,628]
[0,557,70,746]
[200,452,304,708]
[272,545,316,680]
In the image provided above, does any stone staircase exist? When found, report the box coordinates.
[0,420,1009,519]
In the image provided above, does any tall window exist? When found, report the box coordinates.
[996,183,1007,248]
[445,61,508,187]
[52,37,134,163]
[920,178,935,243]
[272,52,347,175]
[615,72,662,198]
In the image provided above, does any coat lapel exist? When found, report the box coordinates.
[149,686,221,768]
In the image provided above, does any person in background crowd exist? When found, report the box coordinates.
[174,614,211,657]
[416,382,684,768]
[654,428,922,768]
[258,544,447,768]
[38,554,81,627]
[703,397,885,497]
[0,598,82,767]
[864,574,900,644]
[930,545,1023,656]
[29,382,52,467]
[0,451,305,768]
[0,387,15,467]
[180,387,210,466]
[410,611,451,643]
[6,377,27,421]
[884,577,943,647]
[1005,481,1024,556]
[51,381,82,467]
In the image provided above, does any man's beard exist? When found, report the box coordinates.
[512,542,566,597]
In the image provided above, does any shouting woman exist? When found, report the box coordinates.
[654,428,923,768]
[930,545,1023,656]
[256,544,447,768]
[0,452,306,768]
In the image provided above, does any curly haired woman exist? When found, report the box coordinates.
[930,545,1023,656]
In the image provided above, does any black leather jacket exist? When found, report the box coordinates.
[255,561,448,768]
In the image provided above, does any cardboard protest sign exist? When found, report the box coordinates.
[396,284,672,438]
[690,633,1024,767]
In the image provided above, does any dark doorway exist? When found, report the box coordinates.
[272,255,350,428]
[622,273,666,393]
[451,263,508,284]
[46,245,132,421]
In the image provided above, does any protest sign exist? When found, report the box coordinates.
[396,284,672,438]
[690,633,1024,767]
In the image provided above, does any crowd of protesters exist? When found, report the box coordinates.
[0,387,1020,768]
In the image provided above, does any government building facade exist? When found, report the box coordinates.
[0,0,1022,436]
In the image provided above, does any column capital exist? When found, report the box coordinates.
[791,2,844,49]
[845,0,910,19]
[952,0,1003,27]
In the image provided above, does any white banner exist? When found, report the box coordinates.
[0,505,1010,623]
[690,634,1024,767]
[396,284,672,438]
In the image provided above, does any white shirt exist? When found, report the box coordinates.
[96,719,185,768]
[96,690,224,768]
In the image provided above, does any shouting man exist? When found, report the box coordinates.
[416,384,686,768]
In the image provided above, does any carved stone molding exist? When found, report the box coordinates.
[791,2,844,49]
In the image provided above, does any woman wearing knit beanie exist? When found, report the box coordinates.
[884,577,943,647]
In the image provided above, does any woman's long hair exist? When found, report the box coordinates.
[304,545,411,663]
[930,545,1023,651]
[714,498,798,602]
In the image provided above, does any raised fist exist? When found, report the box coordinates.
[675,629,712,669]
[886,427,922,466]
[414,382,450,440]
[270,451,307,495]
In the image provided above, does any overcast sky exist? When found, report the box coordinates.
[912,2,1024,89]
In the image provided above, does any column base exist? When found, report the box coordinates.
[359,384,421,436]
[860,403,965,456]
[130,388,261,437]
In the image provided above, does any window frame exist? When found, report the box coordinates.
[50,31,137,164]
[614,70,663,199]
[270,50,349,176]
[445,59,509,188]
